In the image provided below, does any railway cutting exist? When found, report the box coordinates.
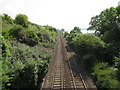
[41,34,96,89]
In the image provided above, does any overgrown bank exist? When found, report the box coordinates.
[1,14,57,89]
[65,6,120,89]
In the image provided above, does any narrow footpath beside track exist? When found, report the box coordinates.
[41,34,96,89]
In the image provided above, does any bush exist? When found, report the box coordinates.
[10,25,24,40]
[2,14,14,24]
[18,29,40,46]
[14,14,28,27]
[71,33,105,57]
[1,13,57,89]
[44,25,57,32]
[5,43,53,89]
[114,55,120,80]
[1,36,11,89]
[2,16,14,39]
[92,62,119,88]
[10,25,40,46]
[9,58,47,88]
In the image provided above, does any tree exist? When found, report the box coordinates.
[88,7,118,34]
[88,6,120,59]
[2,14,13,24]
[70,26,82,34]
[14,14,28,27]
[71,34,105,57]
[88,7,120,40]
[61,29,64,32]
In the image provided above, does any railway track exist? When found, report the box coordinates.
[61,35,87,89]
[41,34,94,89]
[41,35,65,89]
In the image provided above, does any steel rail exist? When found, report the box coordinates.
[67,45,87,90]
[60,36,77,89]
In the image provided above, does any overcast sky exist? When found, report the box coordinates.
[0,0,119,32]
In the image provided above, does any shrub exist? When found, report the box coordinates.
[2,14,14,24]
[18,29,40,46]
[71,33,105,57]
[2,16,14,39]
[114,55,120,80]
[92,62,119,88]
[44,25,57,32]
[10,25,40,46]
[10,25,24,40]
[1,13,57,89]
[14,14,28,27]
[5,43,53,88]
[1,36,11,89]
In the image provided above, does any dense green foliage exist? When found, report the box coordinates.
[92,62,119,88]
[1,5,120,89]
[66,6,120,89]
[1,14,57,89]
[88,6,120,57]
[88,7,120,87]
[14,14,28,27]
[70,33,105,56]
[70,26,82,34]
[1,36,11,89]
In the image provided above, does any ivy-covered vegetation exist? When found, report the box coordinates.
[65,6,120,89]
[1,13,57,89]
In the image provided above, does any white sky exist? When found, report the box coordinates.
[0,0,119,32]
